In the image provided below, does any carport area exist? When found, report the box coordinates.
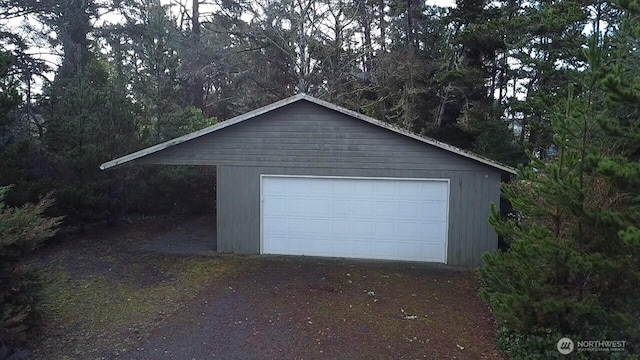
[132,215,218,255]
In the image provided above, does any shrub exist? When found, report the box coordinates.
[0,186,62,350]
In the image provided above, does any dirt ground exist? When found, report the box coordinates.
[29,216,503,360]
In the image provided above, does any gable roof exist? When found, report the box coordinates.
[100,94,517,174]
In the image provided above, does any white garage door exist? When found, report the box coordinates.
[261,176,449,263]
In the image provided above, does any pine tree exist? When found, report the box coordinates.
[0,51,50,208]
[42,58,139,225]
[479,1,640,357]
[0,51,21,142]
[0,186,62,351]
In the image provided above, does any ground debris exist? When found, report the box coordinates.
[400,308,418,320]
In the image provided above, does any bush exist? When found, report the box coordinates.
[495,325,639,360]
[0,186,62,350]
[496,326,563,360]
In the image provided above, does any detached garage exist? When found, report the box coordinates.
[101,94,516,266]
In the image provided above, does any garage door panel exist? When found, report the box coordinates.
[332,240,352,256]
[373,242,397,257]
[397,183,420,198]
[308,218,331,236]
[263,197,287,214]
[352,221,376,238]
[397,242,422,258]
[421,184,448,200]
[288,217,309,235]
[375,201,398,218]
[374,182,398,198]
[289,198,330,215]
[310,179,332,195]
[331,181,352,195]
[398,201,421,218]
[421,202,447,221]
[330,199,351,215]
[314,199,332,214]
[397,222,420,238]
[353,200,375,216]
[308,239,330,254]
[350,240,377,257]
[374,221,396,238]
[288,238,307,253]
[420,222,446,238]
[265,182,285,195]
[330,219,351,236]
[264,216,287,235]
[266,235,290,253]
[352,182,375,197]
[419,243,446,261]
[262,176,448,263]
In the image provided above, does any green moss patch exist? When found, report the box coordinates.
[33,252,244,359]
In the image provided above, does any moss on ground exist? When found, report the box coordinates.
[33,254,244,359]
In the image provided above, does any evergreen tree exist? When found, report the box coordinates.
[0,50,51,208]
[435,0,514,155]
[0,51,21,143]
[42,58,139,224]
[479,2,640,358]
[0,185,62,351]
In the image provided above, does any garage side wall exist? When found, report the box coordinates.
[218,165,501,267]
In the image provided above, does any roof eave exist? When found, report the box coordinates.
[100,93,307,170]
[299,95,518,175]
[100,93,518,175]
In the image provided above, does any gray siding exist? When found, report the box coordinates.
[138,101,494,172]
[218,165,501,267]
[145,100,503,267]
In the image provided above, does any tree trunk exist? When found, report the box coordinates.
[435,86,450,127]
[379,0,386,51]
[191,0,205,110]
[360,0,372,73]
[58,1,91,78]
[490,56,497,102]
[406,0,413,48]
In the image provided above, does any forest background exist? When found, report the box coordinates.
[1,0,639,358]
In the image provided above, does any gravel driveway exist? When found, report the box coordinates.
[30,216,502,360]
[128,259,500,360]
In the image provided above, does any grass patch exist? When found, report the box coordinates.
[33,254,244,359]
